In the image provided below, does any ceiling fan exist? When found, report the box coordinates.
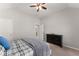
[30,3,47,12]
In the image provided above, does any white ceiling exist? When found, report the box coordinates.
[10,3,68,18]
[0,3,79,19]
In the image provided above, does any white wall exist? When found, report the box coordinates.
[0,4,14,41]
[42,7,79,49]
[0,4,40,41]
[13,14,40,39]
[0,18,13,41]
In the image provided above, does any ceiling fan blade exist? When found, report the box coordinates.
[41,3,46,5]
[41,6,47,10]
[30,5,36,7]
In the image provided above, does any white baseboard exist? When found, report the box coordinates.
[63,45,79,51]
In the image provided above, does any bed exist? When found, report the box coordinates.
[0,38,51,56]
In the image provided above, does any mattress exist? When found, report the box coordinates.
[4,39,33,56]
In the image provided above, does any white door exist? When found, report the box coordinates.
[38,24,44,41]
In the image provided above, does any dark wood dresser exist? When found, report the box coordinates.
[46,34,63,47]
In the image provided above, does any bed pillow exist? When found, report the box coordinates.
[0,36,10,50]
[0,45,5,56]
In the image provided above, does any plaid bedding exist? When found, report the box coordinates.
[4,39,33,56]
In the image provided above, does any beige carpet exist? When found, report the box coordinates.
[48,43,79,56]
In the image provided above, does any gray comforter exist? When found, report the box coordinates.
[21,38,50,56]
